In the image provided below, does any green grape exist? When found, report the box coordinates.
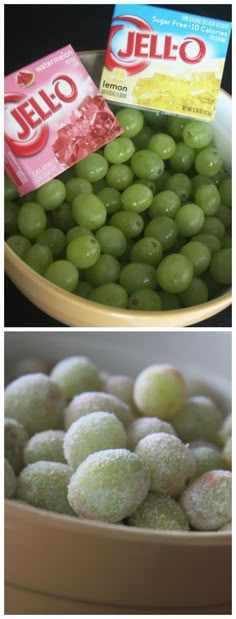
[148,133,176,159]
[51,202,76,232]
[166,115,189,140]
[17,191,36,205]
[135,179,157,194]
[165,236,186,255]
[155,170,171,193]
[66,236,100,269]
[109,211,144,238]
[17,202,47,240]
[36,180,66,211]
[169,142,195,173]
[128,288,161,311]
[57,167,75,183]
[106,164,134,190]
[104,137,135,164]
[121,184,153,213]
[45,260,78,292]
[216,206,232,228]
[5,200,19,236]
[130,237,163,267]
[37,228,66,257]
[201,217,225,240]
[144,216,178,251]
[95,226,127,257]
[159,291,181,310]
[221,234,232,249]
[72,194,106,230]
[149,191,180,219]
[195,184,221,216]
[195,147,223,177]
[175,204,204,237]
[83,254,120,286]
[88,283,128,308]
[143,111,167,130]
[6,235,31,259]
[165,173,192,202]
[190,175,213,198]
[192,234,222,255]
[202,271,226,300]
[209,168,228,186]
[157,254,193,294]
[133,125,154,150]
[179,278,208,307]
[131,150,164,181]
[97,187,122,214]
[219,178,232,207]
[66,177,93,202]
[180,242,211,275]
[210,249,232,285]
[91,179,107,193]
[75,153,108,182]
[116,108,144,137]
[183,121,213,149]
[4,174,18,200]
[119,263,157,294]
[66,226,94,244]
[24,243,53,275]
[74,281,93,299]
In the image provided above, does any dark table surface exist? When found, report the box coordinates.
[4,5,232,328]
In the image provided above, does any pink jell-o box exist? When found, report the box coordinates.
[4,45,122,196]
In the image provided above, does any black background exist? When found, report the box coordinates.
[5,4,232,327]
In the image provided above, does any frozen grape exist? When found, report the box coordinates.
[189,443,225,477]
[51,356,101,400]
[172,396,223,444]
[5,418,28,474]
[24,430,66,464]
[36,179,66,210]
[5,459,16,499]
[16,461,74,515]
[134,364,186,420]
[64,391,134,430]
[127,417,176,450]
[180,470,231,530]
[128,493,190,531]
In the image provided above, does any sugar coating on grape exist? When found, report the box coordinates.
[185,376,221,404]
[64,391,134,430]
[172,396,223,444]
[127,417,176,450]
[64,411,127,469]
[219,522,231,532]
[5,458,16,499]
[16,461,75,515]
[222,437,231,469]
[133,364,187,420]
[5,418,28,474]
[180,470,231,530]
[5,374,65,436]
[68,448,150,522]
[24,430,66,464]
[50,356,101,400]
[128,493,190,531]
[103,374,138,414]
[218,415,232,446]
[189,444,225,477]
[135,433,196,496]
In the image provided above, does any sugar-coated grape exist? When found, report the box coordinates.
[104,137,135,164]
[157,254,193,294]
[210,249,231,285]
[5,459,16,499]
[24,430,66,464]
[83,254,120,286]
[165,173,192,202]
[149,190,180,219]
[148,133,176,159]
[95,225,127,258]
[121,184,153,213]
[134,364,186,419]
[172,395,223,443]
[180,241,211,275]
[97,187,121,214]
[189,443,225,478]
[64,391,134,430]
[106,164,134,190]
[195,147,223,177]
[131,149,164,181]
[88,283,128,308]
[110,211,144,238]
[128,288,161,311]
[7,235,31,259]
[127,417,176,451]
[128,493,190,531]
[67,236,100,269]
[51,356,101,400]
[120,263,157,294]
[5,418,28,474]
[116,108,144,138]
[130,237,163,267]
[195,184,221,216]
[24,243,53,275]
[16,461,74,515]
[144,216,178,251]
[183,121,213,149]
[36,180,66,210]
[179,277,208,307]
[45,260,79,292]
[72,194,106,231]
[66,177,93,202]
[75,153,108,182]
[17,202,47,240]
[103,374,136,412]
[180,470,231,530]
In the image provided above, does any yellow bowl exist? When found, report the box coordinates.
[5,51,232,327]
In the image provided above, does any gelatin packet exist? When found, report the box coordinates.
[100,4,231,121]
[4,45,122,196]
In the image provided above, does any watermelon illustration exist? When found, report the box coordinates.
[16,70,35,87]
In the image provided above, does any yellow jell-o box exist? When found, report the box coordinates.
[100,4,231,120]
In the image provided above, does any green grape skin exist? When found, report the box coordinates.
[130,237,163,268]
[221,234,232,249]
[51,202,75,233]
[165,174,192,202]
[159,291,181,310]
[36,180,66,211]
[190,175,213,198]
[144,216,178,251]
[131,150,164,181]
[133,125,154,150]
[119,263,157,294]
[175,204,204,237]
[180,241,211,276]
[66,236,101,269]
[210,249,232,285]
[17,202,47,240]
[83,255,120,287]
[201,217,225,240]
[91,179,107,193]
[72,194,106,231]
[5,200,19,236]
[143,111,167,130]
[95,226,127,258]
[66,177,93,202]
[4,174,18,200]
[74,281,93,299]
[37,228,66,257]
[148,133,176,159]
[155,170,171,193]
[104,137,135,164]
[169,142,195,173]
[75,153,108,182]
[183,121,213,149]
[135,179,157,194]
[88,283,128,309]
[45,260,79,292]
[24,243,53,275]
[121,184,153,213]
[216,206,232,229]
[192,234,222,255]
[179,277,208,307]
[6,235,31,259]
[97,187,122,215]
[109,211,144,239]
[219,178,232,207]
[106,164,134,190]
[157,254,193,294]
[166,115,189,140]
[195,147,223,177]
[115,108,144,138]
[128,288,161,311]
[195,184,221,216]
[148,191,181,219]
[66,226,94,244]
